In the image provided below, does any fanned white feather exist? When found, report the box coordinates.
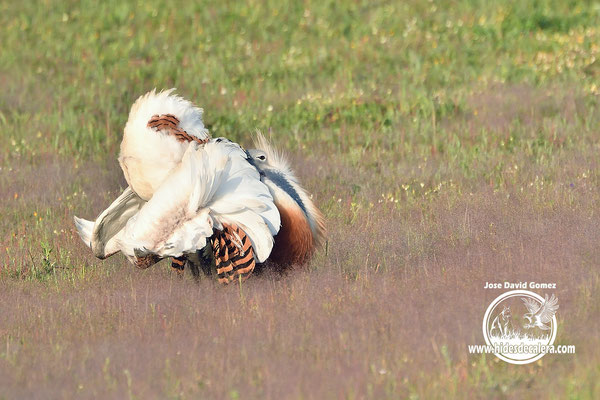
[76,89,282,268]
[121,139,280,261]
[74,187,145,259]
[118,89,210,200]
[73,216,93,248]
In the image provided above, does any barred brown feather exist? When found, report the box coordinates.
[147,114,208,144]
[171,256,186,276]
[212,223,256,284]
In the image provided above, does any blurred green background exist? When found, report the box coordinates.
[2,0,600,162]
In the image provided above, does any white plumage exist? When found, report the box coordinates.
[121,139,280,261]
[74,186,144,259]
[119,89,209,200]
[75,138,280,267]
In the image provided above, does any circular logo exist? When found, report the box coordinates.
[482,290,558,364]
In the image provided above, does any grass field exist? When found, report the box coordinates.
[1,0,600,398]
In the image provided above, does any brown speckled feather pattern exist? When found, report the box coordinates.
[133,254,160,269]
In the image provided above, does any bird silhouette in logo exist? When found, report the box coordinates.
[522,294,559,330]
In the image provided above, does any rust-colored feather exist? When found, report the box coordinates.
[268,201,314,269]
[171,256,185,276]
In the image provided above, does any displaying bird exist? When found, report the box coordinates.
[522,294,559,330]
[246,133,326,269]
[75,138,280,283]
[118,89,210,200]
[75,89,324,283]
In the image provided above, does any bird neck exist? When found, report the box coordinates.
[262,168,308,217]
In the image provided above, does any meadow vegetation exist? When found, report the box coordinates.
[1,0,600,398]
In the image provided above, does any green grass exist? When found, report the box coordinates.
[1,0,600,398]
[3,0,600,160]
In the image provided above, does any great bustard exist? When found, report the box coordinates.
[75,89,280,282]
[75,138,280,282]
[74,89,324,282]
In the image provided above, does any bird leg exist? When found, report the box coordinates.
[169,244,216,281]
[170,256,186,277]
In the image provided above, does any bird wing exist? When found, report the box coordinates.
[120,142,215,258]
[522,297,541,314]
[73,216,94,249]
[537,294,559,324]
[202,139,280,262]
[73,187,145,259]
[122,139,280,261]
